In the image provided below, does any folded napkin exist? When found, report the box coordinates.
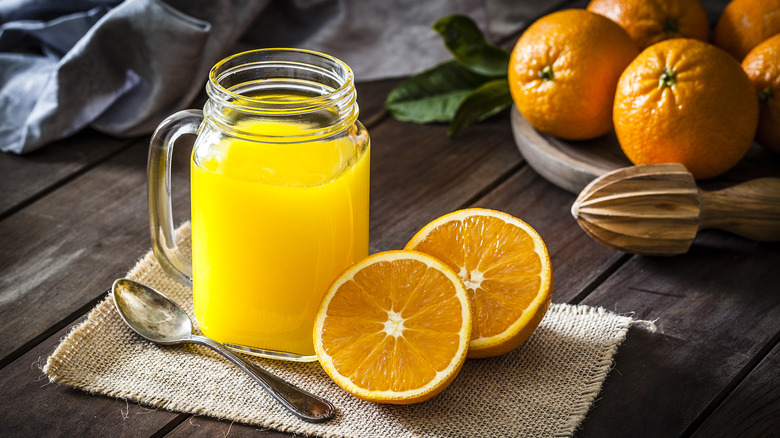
[43,223,639,437]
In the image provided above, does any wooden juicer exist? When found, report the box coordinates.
[571,164,780,255]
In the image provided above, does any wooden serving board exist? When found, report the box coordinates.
[510,105,780,194]
[510,105,630,194]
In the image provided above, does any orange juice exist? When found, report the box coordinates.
[190,119,369,357]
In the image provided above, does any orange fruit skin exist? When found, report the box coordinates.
[468,290,551,359]
[742,34,780,153]
[508,9,639,140]
[714,0,780,61]
[587,0,710,50]
[614,39,759,180]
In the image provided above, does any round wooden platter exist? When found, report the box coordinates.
[510,106,630,194]
[510,105,780,195]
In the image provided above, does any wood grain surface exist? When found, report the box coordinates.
[2,0,779,436]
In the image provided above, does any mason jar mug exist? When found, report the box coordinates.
[147,48,370,361]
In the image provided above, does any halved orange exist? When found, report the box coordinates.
[405,208,553,358]
[313,250,472,404]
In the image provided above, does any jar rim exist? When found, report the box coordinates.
[207,48,355,112]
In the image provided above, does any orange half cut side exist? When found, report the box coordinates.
[406,208,553,358]
[313,250,472,404]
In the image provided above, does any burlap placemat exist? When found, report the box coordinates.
[44,223,638,437]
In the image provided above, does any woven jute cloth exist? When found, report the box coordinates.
[44,223,635,437]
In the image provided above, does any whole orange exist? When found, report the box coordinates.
[587,0,709,50]
[714,0,780,61]
[742,34,780,152]
[614,39,759,180]
[508,9,638,140]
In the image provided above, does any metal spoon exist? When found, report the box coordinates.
[111,278,335,423]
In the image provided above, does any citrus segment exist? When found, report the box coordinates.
[405,208,553,358]
[314,250,471,404]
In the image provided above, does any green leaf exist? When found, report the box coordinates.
[385,60,492,123]
[433,15,510,77]
[448,79,512,136]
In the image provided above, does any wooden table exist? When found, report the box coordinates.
[2,2,779,437]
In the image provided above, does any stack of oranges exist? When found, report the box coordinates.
[508,0,780,180]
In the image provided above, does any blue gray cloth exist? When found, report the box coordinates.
[0,0,556,154]
[1,0,267,153]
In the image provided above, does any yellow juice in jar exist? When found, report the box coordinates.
[190,116,369,357]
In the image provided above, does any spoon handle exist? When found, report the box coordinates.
[189,335,335,423]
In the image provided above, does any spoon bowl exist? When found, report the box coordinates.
[111,278,335,423]
[112,278,192,344]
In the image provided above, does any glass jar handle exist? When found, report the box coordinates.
[147,109,203,287]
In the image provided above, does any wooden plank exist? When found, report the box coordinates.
[356,78,398,126]
[0,129,134,219]
[158,117,630,438]
[4,2,764,437]
[574,232,780,437]
[0,137,191,365]
[0,316,186,438]
[165,416,290,438]
[0,141,189,363]
[367,113,523,253]
[691,340,780,437]
[160,170,628,438]
[0,79,518,437]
